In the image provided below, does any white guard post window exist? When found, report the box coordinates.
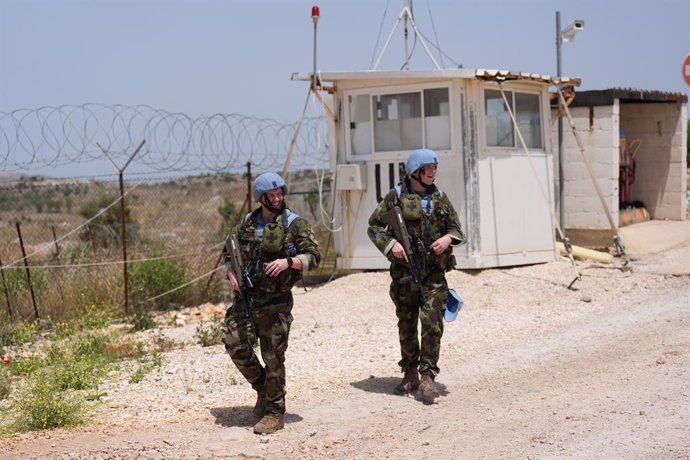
[349,94,372,155]
[485,89,542,149]
[348,87,450,156]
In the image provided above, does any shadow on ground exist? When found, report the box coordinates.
[350,376,400,394]
[350,375,449,403]
[210,406,303,428]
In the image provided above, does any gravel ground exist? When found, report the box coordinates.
[3,240,690,459]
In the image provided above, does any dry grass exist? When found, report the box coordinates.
[0,171,334,321]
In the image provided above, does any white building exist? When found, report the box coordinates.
[292,4,687,269]
[293,69,579,269]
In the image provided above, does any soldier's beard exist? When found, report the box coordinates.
[261,197,285,214]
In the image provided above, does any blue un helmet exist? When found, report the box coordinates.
[405,148,439,176]
[253,172,287,202]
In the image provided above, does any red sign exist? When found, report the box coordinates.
[684,54,690,87]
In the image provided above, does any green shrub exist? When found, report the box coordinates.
[10,370,88,431]
[2,269,46,303]
[79,195,138,249]
[195,316,225,347]
[128,258,188,309]
[47,330,126,368]
[151,330,179,352]
[0,303,177,434]
[129,365,148,384]
[217,197,241,237]
[70,332,111,358]
[52,320,77,339]
[7,354,47,376]
[0,320,38,348]
[0,356,11,400]
[129,351,163,384]
[77,304,113,330]
[130,308,157,332]
[49,357,105,392]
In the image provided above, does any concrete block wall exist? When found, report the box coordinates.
[620,102,688,220]
[552,104,619,230]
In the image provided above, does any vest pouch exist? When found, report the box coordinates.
[400,194,422,221]
[260,266,296,294]
[262,222,284,253]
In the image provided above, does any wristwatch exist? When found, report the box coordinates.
[287,257,293,268]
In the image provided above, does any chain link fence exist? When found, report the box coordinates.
[0,165,333,322]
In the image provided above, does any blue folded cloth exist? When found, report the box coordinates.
[444,288,464,322]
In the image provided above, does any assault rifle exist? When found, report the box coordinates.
[225,234,257,341]
[382,206,426,301]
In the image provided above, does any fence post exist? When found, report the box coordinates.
[0,253,13,318]
[50,226,67,306]
[246,161,252,209]
[15,222,40,320]
[97,139,145,314]
[51,225,61,256]
[117,170,129,314]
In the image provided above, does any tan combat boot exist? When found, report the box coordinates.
[253,390,267,418]
[418,373,439,400]
[394,367,420,395]
[253,414,284,434]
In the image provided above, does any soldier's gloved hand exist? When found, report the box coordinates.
[429,235,452,255]
[391,241,409,263]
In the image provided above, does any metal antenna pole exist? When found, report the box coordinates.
[312,5,320,91]
[403,0,410,70]
[556,11,565,232]
[371,0,440,70]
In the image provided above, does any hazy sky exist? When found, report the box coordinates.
[1,0,688,176]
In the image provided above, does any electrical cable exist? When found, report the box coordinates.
[369,0,391,69]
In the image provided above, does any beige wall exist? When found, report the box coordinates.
[620,102,688,220]
[552,103,619,229]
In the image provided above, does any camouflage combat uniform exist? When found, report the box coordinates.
[367,179,464,378]
[222,206,320,417]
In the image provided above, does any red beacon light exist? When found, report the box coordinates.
[311,5,320,23]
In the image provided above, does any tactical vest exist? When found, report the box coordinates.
[239,208,301,293]
[391,183,455,275]
[394,184,443,220]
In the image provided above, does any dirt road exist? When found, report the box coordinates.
[4,240,689,459]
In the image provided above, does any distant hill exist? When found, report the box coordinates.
[0,171,23,182]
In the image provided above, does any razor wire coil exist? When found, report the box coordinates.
[0,104,329,173]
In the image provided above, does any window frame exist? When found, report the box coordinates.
[343,83,453,160]
[482,85,545,153]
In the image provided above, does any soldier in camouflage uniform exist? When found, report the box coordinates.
[367,149,464,401]
[222,172,320,434]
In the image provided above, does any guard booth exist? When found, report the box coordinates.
[294,69,580,270]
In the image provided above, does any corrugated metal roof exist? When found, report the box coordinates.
[567,88,688,106]
[475,69,581,86]
[291,68,581,87]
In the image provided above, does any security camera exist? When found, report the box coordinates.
[561,19,585,42]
